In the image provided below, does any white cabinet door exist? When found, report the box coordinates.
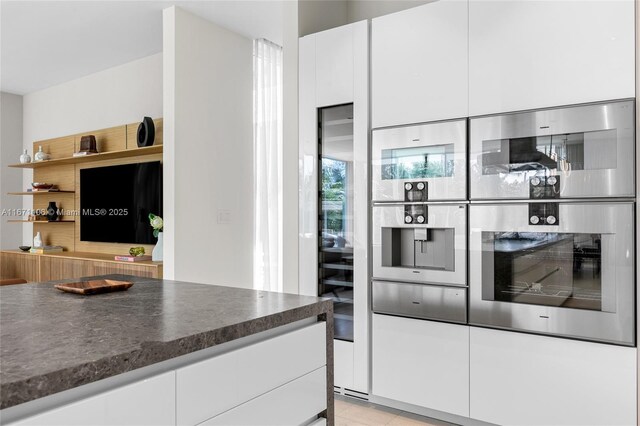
[11,371,176,426]
[372,0,468,128]
[315,24,354,108]
[199,367,327,426]
[372,314,470,417]
[469,0,635,116]
[470,327,637,426]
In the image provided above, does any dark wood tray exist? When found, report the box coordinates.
[54,279,134,295]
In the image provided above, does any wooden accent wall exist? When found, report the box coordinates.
[28,118,163,255]
[34,136,75,160]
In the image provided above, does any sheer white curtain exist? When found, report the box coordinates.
[253,39,283,292]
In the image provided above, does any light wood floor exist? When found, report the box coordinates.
[334,395,456,426]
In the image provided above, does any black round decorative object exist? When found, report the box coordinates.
[46,201,59,222]
[137,117,156,147]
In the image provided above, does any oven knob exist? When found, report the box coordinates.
[416,182,425,191]
[546,215,557,225]
[416,215,425,224]
[405,182,413,191]
[531,177,541,186]
[530,215,540,225]
[405,215,413,224]
[547,176,557,186]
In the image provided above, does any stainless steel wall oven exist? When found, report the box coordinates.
[469,202,634,346]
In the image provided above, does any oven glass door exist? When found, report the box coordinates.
[469,100,634,200]
[469,203,634,346]
[372,204,467,286]
[372,119,467,202]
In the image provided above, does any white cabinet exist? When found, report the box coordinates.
[470,327,637,426]
[176,323,326,425]
[315,24,354,108]
[11,371,176,426]
[371,314,470,417]
[469,0,635,116]
[371,0,468,128]
[199,367,326,426]
[299,21,369,394]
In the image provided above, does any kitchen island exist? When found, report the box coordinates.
[0,275,333,425]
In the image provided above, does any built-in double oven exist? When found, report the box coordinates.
[371,119,468,324]
[469,99,636,346]
[371,100,635,347]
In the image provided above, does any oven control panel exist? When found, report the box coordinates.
[404,181,428,202]
[529,203,559,226]
[529,175,560,199]
[404,204,427,224]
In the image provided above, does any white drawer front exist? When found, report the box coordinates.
[177,323,326,425]
[10,371,176,426]
[199,367,327,426]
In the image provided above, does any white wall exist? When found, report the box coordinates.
[346,0,433,22]
[299,0,348,36]
[0,92,24,248]
[22,53,163,142]
[163,6,253,288]
[21,53,163,244]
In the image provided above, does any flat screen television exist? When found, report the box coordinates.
[80,161,162,244]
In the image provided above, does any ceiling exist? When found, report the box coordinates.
[0,1,284,95]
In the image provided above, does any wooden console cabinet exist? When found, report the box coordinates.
[0,251,162,282]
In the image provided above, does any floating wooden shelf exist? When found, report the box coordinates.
[7,220,75,223]
[8,145,163,169]
[8,191,75,195]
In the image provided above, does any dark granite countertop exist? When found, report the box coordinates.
[0,275,331,410]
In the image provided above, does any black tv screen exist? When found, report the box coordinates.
[80,162,162,244]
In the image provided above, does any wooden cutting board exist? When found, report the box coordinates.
[54,279,133,295]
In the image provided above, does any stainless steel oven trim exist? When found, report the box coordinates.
[469,99,635,200]
[469,198,635,204]
[372,119,467,202]
[373,200,471,206]
[469,202,635,346]
[372,203,467,286]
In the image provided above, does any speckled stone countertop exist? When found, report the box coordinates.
[0,275,332,410]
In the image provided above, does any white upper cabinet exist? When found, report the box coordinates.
[315,24,354,107]
[469,0,635,116]
[372,0,468,128]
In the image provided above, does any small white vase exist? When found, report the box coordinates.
[152,232,163,261]
[33,232,43,248]
[34,146,50,162]
[19,149,31,164]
